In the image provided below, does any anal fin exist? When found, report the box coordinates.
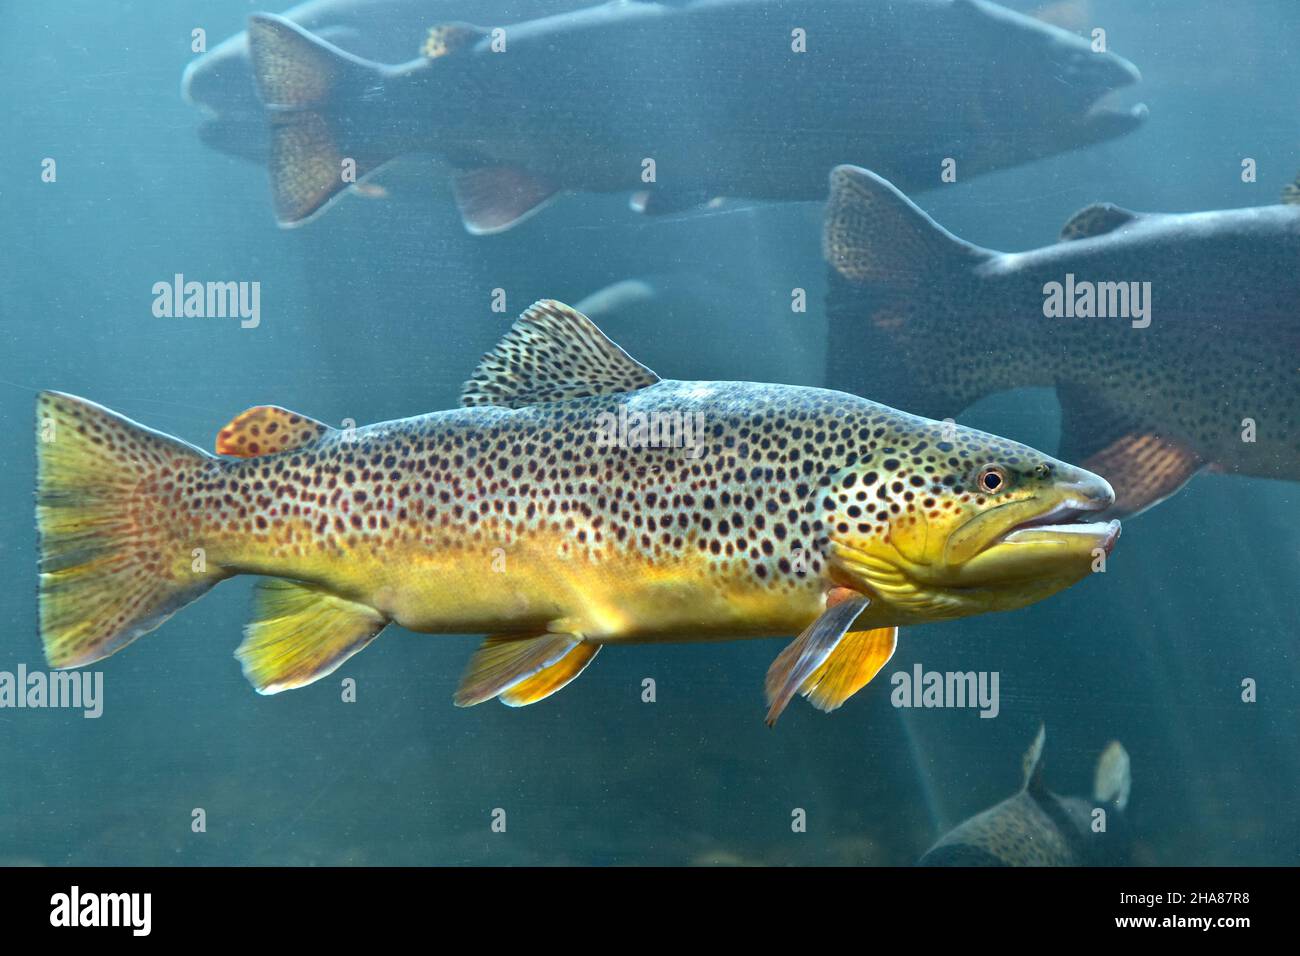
[455,633,597,707]
[1080,432,1201,518]
[799,625,898,714]
[237,579,388,694]
[452,165,560,235]
[1057,386,1202,517]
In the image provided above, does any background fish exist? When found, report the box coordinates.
[242,0,1146,230]
[35,301,1117,721]
[1002,0,1092,31]
[181,0,581,165]
[823,165,1300,517]
[919,726,1133,865]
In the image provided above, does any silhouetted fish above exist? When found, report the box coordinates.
[242,0,1146,231]
[181,0,582,165]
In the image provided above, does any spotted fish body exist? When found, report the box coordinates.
[35,302,1118,717]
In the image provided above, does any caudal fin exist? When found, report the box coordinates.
[246,13,396,226]
[823,165,992,288]
[821,165,995,420]
[35,392,223,668]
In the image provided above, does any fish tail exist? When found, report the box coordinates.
[821,165,995,420]
[246,13,397,226]
[35,392,224,669]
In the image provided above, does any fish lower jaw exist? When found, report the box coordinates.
[1003,522,1118,554]
[1079,98,1149,140]
[1001,519,1121,556]
[985,492,1117,551]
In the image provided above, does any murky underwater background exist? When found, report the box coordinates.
[1,0,1297,865]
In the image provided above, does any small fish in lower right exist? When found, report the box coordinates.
[919,726,1132,867]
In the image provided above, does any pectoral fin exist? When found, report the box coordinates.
[237,579,388,694]
[1057,386,1203,517]
[799,626,898,714]
[499,643,600,707]
[1080,432,1201,517]
[764,592,871,727]
[455,633,597,707]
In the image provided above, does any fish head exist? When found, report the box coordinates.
[951,0,1147,159]
[821,415,1119,621]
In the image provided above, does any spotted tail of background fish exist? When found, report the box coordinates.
[246,14,400,226]
[34,392,225,669]
[247,14,561,233]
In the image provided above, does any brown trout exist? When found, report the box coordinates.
[35,301,1118,722]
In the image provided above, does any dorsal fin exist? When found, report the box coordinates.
[216,406,333,457]
[823,165,992,287]
[1059,203,1142,241]
[461,300,661,409]
[1022,724,1047,794]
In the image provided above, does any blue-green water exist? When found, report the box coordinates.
[1,0,1296,866]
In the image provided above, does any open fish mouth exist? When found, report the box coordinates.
[1076,60,1148,137]
[1083,90,1149,128]
[997,501,1122,556]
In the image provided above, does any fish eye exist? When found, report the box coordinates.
[977,465,1007,493]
